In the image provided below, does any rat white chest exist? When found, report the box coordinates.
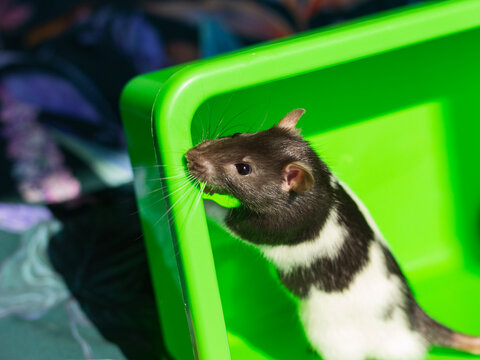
[298,242,427,360]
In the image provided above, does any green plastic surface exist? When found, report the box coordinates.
[120,1,480,359]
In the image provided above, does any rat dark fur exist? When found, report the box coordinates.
[186,109,480,360]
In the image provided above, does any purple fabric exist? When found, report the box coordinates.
[0,0,32,32]
[0,203,52,232]
[110,11,168,73]
[3,73,101,123]
[0,89,81,203]
[78,7,168,74]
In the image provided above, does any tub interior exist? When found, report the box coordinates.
[190,28,480,359]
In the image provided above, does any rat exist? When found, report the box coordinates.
[185,108,480,360]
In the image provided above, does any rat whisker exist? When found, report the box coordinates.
[154,190,190,226]
[157,184,198,226]
[156,150,190,155]
[179,179,202,216]
[141,177,194,200]
[147,173,188,181]
[140,186,197,218]
[192,183,206,214]
[215,108,250,139]
[211,94,235,139]
[206,97,213,139]
[252,106,270,133]
[170,181,206,242]
[191,114,204,139]
[216,124,246,137]
[253,91,272,133]
[193,112,207,143]
[196,79,212,141]
[134,164,185,170]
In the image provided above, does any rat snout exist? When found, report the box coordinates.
[185,148,198,164]
[185,148,213,181]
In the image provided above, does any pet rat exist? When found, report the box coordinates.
[185,109,480,360]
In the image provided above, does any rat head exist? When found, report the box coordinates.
[186,109,330,214]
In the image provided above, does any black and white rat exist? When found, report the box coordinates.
[185,109,480,360]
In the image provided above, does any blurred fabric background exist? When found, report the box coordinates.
[0,0,423,358]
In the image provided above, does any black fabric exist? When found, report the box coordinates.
[47,184,171,360]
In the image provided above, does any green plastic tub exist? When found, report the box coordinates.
[120,0,480,359]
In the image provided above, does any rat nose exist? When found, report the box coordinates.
[185,148,212,177]
[185,148,201,164]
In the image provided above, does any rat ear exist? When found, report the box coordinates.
[277,109,306,134]
[282,161,314,194]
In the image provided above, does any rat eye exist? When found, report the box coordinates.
[235,163,252,175]
[232,133,241,138]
